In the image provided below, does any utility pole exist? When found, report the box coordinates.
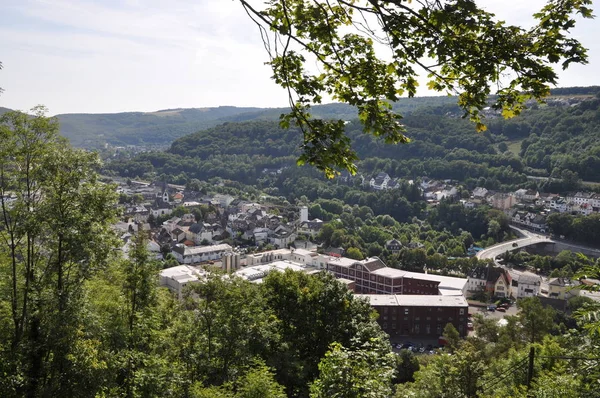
[527,346,535,389]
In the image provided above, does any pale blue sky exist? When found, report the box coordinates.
[1,0,598,115]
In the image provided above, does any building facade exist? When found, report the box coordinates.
[358,295,469,337]
[172,243,233,264]
[326,257,467,296]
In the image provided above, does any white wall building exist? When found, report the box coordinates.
[300,206,309,223]
[159,265,207,299]
[172,243,233,264]
[507,269,541,298]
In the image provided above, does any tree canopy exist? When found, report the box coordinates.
[238,0,593,176]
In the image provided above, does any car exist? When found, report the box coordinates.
[467,322,474,330]
[512,242,519,247]
[487,305,496,312]
[496,307,506,312]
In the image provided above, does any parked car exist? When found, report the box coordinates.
[487,305,496,312]
[467,322,474,330]
[496,307,506,312]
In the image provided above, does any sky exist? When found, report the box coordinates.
[0,0,599,115]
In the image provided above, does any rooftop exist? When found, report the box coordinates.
[293,248,315,257]
[181,243,232,255]
[234,260,316,282]
[356,294,468,307]
[326,256,359,267]
[159,265,207,283]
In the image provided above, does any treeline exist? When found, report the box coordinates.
[488,94,600,181]
[501,249,597,277]
[304,196,511,275]
[106,95,600,195]
[547,212,600,246]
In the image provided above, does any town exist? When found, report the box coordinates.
[111,174,600,343]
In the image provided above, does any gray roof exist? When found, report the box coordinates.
[508,270,541,285]
[189,223,203,233]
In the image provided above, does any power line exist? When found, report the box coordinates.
[479,356,529,392]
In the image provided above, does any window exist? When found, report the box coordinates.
[426,325,431,334]
[414,324,420,333]
[437,317,442,322]
[437,308,442,312]
[459,309,465,315]
[404,309,409,315]
[383,323,387,329]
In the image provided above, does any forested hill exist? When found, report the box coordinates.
[3,86,597,150]
[106,91,600,190]
[57,106,265,148]
[57,96,463,148]
[3,98,461,148]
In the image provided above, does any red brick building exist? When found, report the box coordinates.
[326,257,466,296]
[357,295,469,337]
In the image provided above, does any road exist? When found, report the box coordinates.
[476,226,552,262]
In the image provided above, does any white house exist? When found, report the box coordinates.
[370,172,391,190]
[566,192,594,207]
[436,187,458,201]
[269,226,297,248]
[186,223,216,244]
[252,227,270,244]
[297,219,324,237]
[472,187,489,199]
[466,267,488,296]
[508,269,541,298]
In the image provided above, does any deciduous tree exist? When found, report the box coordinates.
[0,107,119,396]
[238,0,592,176]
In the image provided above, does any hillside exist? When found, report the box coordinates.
[105,89,600,193]
[58,96,464,148]
[3,98,462,148]
[57,106,265,148]
[3,86,598,149]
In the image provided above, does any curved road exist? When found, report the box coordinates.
[476,226,552,261]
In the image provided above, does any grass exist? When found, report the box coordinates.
[505,139,523,157]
